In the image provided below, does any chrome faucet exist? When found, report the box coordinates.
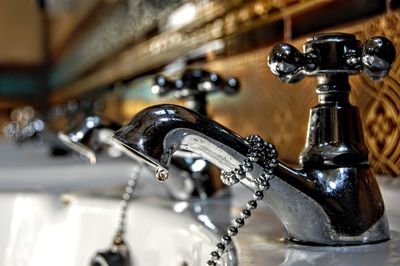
[112,33,395,245]
[3,106,45,143]
[152,69,239,114]
[58,115,121,164]
[2,106,72,156]
[151,69,239,200]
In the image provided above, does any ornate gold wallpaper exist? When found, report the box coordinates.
[199,11,400,176]
[356,12,400,176]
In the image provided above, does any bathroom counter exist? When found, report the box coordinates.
[230,178,400,266]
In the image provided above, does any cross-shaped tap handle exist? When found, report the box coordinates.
[152,69,239,99]
[268,33,396,83]
[152,69,239,115]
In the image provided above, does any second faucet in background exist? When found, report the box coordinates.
[151,69,240,200]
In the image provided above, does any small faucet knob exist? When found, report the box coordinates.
[268,33,395,83]
[267,43,315,83]
[152,69,239,115]
[360,37,396,80]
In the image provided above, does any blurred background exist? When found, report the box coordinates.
[1,0,399,176]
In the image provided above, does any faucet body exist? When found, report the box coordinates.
[113,104,388,245]
[112,33,395,245]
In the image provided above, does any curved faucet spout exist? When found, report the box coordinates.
[113,104,389,245]
[112,104,307,188]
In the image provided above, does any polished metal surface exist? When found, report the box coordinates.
[112,33,395,245]
[267,33,395,244]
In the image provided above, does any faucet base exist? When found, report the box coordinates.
[256,169,390,246]
[285,213,390,246]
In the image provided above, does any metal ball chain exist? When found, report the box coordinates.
[113,165,141,245]
[208,135,277,265]
[220,135,278,187]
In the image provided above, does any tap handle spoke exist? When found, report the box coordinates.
[268,34,395,83]
[359,36,396,80]
[268,43,308,83]
[152,69,240,99]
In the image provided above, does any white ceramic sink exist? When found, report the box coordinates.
[0,193,233,266]
[1,140,400,265]
[0,141,234,266]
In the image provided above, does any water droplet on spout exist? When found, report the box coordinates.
[155,167,169,182]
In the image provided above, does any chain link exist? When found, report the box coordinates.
[208,135,277,265]
[113,165,141,245]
